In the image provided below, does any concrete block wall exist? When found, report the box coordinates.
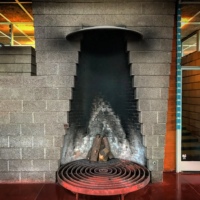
[0,47,36,75]
[0,0,176,183]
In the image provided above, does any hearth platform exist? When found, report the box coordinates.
[57,158,150,200]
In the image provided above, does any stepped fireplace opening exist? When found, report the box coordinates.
[61,28,146,166]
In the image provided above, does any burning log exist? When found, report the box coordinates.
[87,134,114,162]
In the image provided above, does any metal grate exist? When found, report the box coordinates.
[57,158,150,200]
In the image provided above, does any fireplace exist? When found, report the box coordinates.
[61,27,146,166]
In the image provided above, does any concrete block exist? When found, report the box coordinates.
[152,147,164,159]
[36,39,80,51]
[0,160,8,171]
[0,88,35,101]
[153,123,166,135]
[57,112,68,123]
[151,171,163,183]
[141,123,153,135]
[18,88,35,100]
[9,160,32,171]
[138,100,151,111]
[0,64,32,73]
[45,172,56,182]
[9,136,32,148]
[0,125,20,136]
[68,3,119,15]
[161,88,169,99]
[106,15,173,27]
[45,27,82,39]
[45,148,61,159]
[147,159,159,171]
[139,111,157,123]
[0,136,8,147]
[158,136,165,147]
[34,27,45,39]
[49,160,59,171]
[160,39,173,51]
[37,63,58,76]
[0,172,20,182]
[0,148,21,159]
[118,2,142,14]
[0,55,15,63]
[46,100,70,111]
[146,147,152,159]
[23,76,48,88]
[44,2,70,14]
[0,112,10,124]
[35,88,58,100]
[128,39,162,51]
[0,100,22,112]
[153,15,174,27]
[136,88,161,99]
[34,112,58,123]
[54,136,64,147]
[142,2,175,15]
[22,148,44,159]
[23,101,46,112]
[157,112,167,123]
[127,27,173,39]
[47,75,74,88]
[58,88,72,100]
[33,136,53,148]
[33,15,45,26]
[15,55,35,64]
[143,135,158,147]
[158,159,164,171]
[131,64,170,76]
[21,172,44,182]
[21,124,44,136]
[150,100,168,111]
[32,160,50,171]
[134,76,169,88]
[44,15,106,26]
[45,123,65,136]
[35,51,48,63]
[32,2,44,14]
[58,63,77,76]
[130,51,172,64]
[0,75,23,88]
[46,51,78,63]
[10,113,33,123]
[0,46,34,55]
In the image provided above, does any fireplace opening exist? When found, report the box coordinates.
[61,29,146,167]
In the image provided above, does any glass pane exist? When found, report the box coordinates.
[182,70,200,161]
[182,34,197,56]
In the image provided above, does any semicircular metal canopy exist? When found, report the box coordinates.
[66,26,143,40]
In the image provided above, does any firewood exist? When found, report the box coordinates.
[90,134,102,161]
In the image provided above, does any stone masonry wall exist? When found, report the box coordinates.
[0,0,176,183]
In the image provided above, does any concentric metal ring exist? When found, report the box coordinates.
[57,159,150,196]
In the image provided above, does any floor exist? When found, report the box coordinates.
[0,172,200,200]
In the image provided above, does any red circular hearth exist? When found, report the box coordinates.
[57,158,150,197]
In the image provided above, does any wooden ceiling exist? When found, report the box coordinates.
[0,0,34,46]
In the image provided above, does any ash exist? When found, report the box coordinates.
[61,97,145,166]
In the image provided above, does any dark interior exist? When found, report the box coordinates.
[69,30,139,137]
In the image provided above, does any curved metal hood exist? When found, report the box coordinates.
[66,26,143,41]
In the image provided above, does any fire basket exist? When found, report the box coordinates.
[57,158,150,200]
